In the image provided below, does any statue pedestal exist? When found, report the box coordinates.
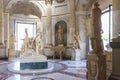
[0,45,8,60]
[75,49,81,61]
[72,49,81,61]
[9,49,16,59]
[87,53,106,80]
[109,36,120,80]
[20,54,48,70]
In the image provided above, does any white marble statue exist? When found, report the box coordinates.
[21,28,44,55]
[72,32,81,61]
[21,29,30,54]
[20,29,46,63]
[73,32,80,49]
[20,37,47,63]
[56,24,64,45]
[33,28,44,54]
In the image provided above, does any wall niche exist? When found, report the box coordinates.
[55,21,67,46]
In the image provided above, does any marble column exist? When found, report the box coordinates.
[0,0,4,45]
[4,12,9,48]
[8,17,16,59]
[108,1,120,79]
[46,2,52,46]
[112,0,120,38]
[109,36,120,80]
[108,0,120,79]
[9,17,15,35]
[3,12,9,57]
[69,0,76,45]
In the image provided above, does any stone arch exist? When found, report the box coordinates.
[5,0,46,18]
[55,20,67,46]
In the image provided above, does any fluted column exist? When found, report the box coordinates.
[108,0,120,79]
[46,2,52,46]
[4,12,9,48]
[0,0,4,45]
[112,0,120,38]
[69,0,76,45]
[109,36,120,80]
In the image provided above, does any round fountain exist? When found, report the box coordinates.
[7,30,66,74]
[60,60,86,68]
[8,52,54,74]
[8,61,53,74]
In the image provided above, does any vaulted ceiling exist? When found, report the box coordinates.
[3,0,112,18]
[9,1,42,17]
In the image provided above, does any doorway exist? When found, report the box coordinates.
[15,21,36,51]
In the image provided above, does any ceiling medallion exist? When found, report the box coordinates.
[55,0,65,3]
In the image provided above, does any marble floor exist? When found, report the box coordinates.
[0,59,86,80]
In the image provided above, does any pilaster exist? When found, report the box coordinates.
[0,0,4,45]
[69,0,76,45]
[46,2,52,46]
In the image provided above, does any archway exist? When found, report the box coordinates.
[4,0,45,58]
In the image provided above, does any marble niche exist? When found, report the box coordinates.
[55,21,67,46]
[51,21,67,59]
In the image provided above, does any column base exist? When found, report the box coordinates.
[0,45,7,60]
[0,57,8,60]
[68,43,73,47]
[45,44,52,47]
[9,49,16,59]
[87,53,106,80]
[108,74,120,80]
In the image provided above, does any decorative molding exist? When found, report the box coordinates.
[54,4,67,8]
[110,42,120,48]
[32,77,54,80]
[45,0,53,5]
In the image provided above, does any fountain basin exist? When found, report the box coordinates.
[20,54,48,70]
[20,62,48,70]
[8,61,53,74]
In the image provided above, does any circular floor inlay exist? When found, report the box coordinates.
[32,77,54,80]
[0,61,9,65]
[60,61,86,68]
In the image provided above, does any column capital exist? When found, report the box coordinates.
[45,0,53,5]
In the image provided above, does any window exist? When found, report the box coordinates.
[15,21,36,51]
[101,5,112,50]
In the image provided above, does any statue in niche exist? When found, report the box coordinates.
[73,32,80,49]
[56,24,64,45]
[91,2,104,54]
